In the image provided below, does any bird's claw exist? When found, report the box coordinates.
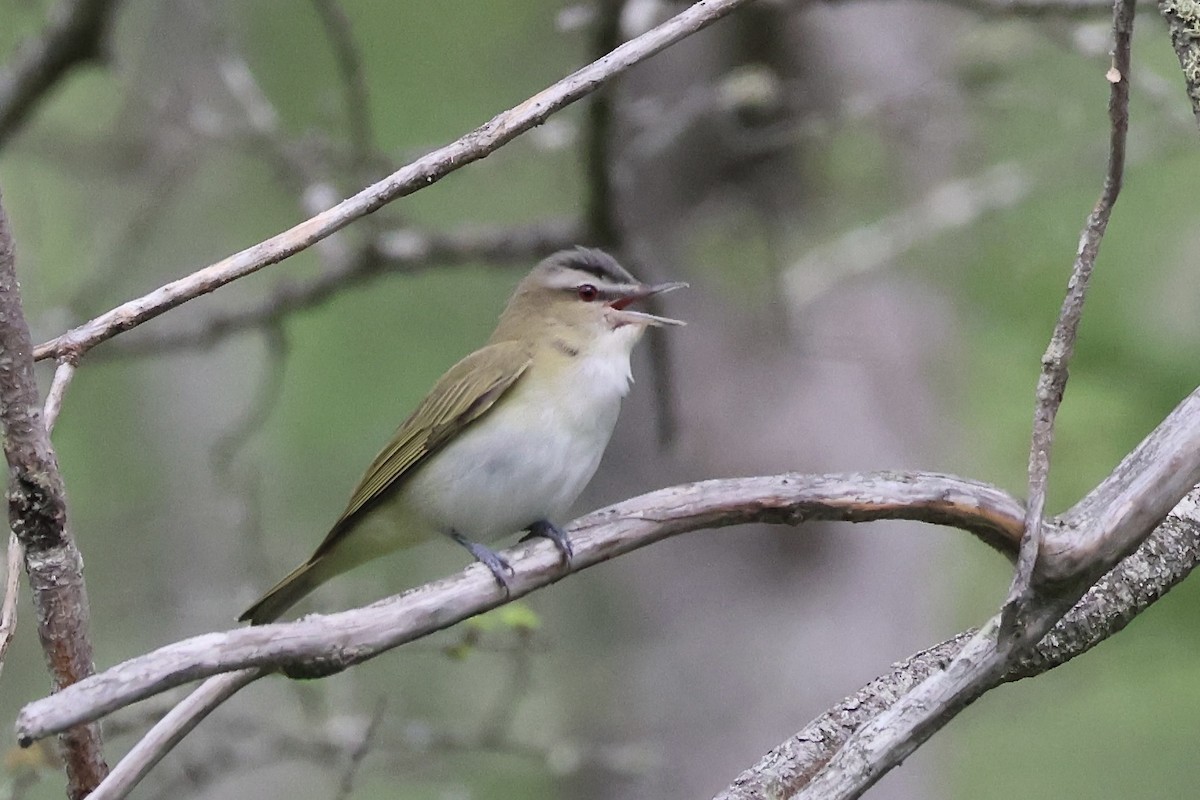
[522,519,574,564]
[452,532,514,594]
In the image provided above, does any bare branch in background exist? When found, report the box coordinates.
[333,698,387,800]
[67,135,203,319]
[42,361,77,432]
[32,0,757,364]
[798,384,1194,800]
[782,163,1030,313]
[310,0,376,174]
[128,695,645,799]
[104,220,580,357]
[929,0,1150,16]
[1158,0,1200,126]
[581,0,682,444]
[584,0,624,249]
[96,639,624,800]
[1005,0,1132,632]
[0,0,120,148]
[84,670,263,800]
[0,192,107,797]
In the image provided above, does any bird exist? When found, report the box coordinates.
[239,247,686,624]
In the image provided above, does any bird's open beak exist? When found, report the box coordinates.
[609,281,688,327]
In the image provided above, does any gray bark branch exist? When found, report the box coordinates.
[15,471,1024,743]
[0,191,107,798]
[1158,0,1200,126]
[102,220,581,358]
[717,490,1200,798]
[1007,0,1133,631]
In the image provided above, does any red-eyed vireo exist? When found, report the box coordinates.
[240,248,685,624]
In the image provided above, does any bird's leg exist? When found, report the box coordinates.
[451,530,514,593]
[522,519,574,563]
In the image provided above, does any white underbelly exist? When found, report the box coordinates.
[404,383,623,540]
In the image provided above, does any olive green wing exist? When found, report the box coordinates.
[311,340,532,558]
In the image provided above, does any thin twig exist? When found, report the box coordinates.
[0,532,21,679]
[929,0,1151,15]
[584,0,624,248]
[43,361,77,433]
[334,698,387,800]
[16,471,1025,743]
[0,0,120,148]
[103,220,580,358]
[33,0,757,364]
[782,163,1031,311]
[580,0,684,445]
[83,670,264,800]
[309,0,375,173]
[1005,0,1134,634]
[0,191,107,797]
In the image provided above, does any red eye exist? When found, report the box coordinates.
[577,284,599,301]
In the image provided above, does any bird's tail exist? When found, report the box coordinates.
[239,559,326,626]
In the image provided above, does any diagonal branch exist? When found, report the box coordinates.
[309,0,375,172]
[16,471,1024,744]
[85,670,263,800]
[32,0,759,364]
[102,220,581,358]
[0,192,107,798]
[0,0,121,149]
[1006,0,1133,630]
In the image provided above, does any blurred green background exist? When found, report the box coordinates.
[2,1,1199,799]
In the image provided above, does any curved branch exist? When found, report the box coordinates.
[1045,386,1200,580]
[15,471,1023,744]
[718,486,1200,798]
[32,0,757,364]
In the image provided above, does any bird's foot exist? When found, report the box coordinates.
[451,531,514,594]
[522,519,574,564]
